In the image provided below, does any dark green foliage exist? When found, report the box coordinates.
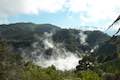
[35,24,60,33]
[52,29,92,52]
[76,54,96,71]
[76,70,102,80]
[0,38,120,80]
[103,73,120,80]
[22,63,63,80]
[0,22,120,80]
[100,59,120,74]
[96,43,118,63]
[0,39,23,80]
[0,23,60,48]
[0,23,112,55]
[52,29,80,52]
[97,53,118,63]
[85,30,110,47]
[96,43,117,56]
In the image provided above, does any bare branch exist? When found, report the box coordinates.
[106,15,120,30]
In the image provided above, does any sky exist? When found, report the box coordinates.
[0,0,120,34]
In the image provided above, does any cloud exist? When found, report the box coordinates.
[0,0,68,24]
[0,0,120,31]
[0,16,8,24]
[68,0,120,29]
[0,0,66,23]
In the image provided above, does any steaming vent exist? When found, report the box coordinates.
[21,31,98,71]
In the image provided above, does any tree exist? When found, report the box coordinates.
[0,39,23,80]
[107,15,120,35]
[77,71,101,80]
[76,55,96,71]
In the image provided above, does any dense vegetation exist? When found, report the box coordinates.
[0,40,120,80]
[0,23,120,80]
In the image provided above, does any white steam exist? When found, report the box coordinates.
[35,51,80,71]
[79,31,88,45]
[31,32,81,71]
[43,32,54,49]
[21,31,99,71]
[90,45,99,53]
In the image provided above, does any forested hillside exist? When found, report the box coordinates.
[0,23,120,80]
